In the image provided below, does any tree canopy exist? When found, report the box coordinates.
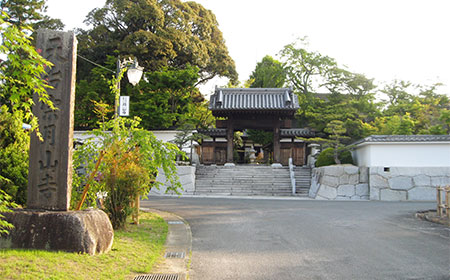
[249,55,285,88]
[275,39,449,142]
[77,0,237,83]
[74,0,236,129]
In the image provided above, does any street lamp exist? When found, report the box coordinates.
[115,57,144,118]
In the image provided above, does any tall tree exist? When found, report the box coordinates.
[78,0,237,83]
[129,64,202,130]
[249,55,285,88]
[0,0,64,30]
[279,39,381,141]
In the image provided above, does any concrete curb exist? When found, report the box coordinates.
[140,208,192,279]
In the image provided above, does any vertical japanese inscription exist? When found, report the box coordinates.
[27,30,77,210]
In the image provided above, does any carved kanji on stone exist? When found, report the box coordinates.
[27,30,77,210]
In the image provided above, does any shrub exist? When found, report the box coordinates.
[0,189,18,236]
[72,116,183,229]
[0,106,29,206]
[315,147,353,167]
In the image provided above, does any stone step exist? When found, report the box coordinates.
[194,165,309,197]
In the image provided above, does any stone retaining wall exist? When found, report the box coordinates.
[309,165,369,200]
[369,167,450,201]
[148,166,196,195]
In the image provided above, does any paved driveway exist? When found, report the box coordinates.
[142,197,450,280]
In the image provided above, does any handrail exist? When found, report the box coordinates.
[289,157,296,195]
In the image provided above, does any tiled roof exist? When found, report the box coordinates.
[280,128,315,137]
[197,128,227,137]
[353,135,450,145]
[197,128,315,138]
[209,88,299,114]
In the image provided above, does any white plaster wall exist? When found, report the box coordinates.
[352,145,371,166]
[354,142,450,167]
[74,130,197,157]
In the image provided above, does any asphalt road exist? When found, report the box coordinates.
[142,197,450,280]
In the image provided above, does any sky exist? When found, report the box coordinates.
[46,0,450,96]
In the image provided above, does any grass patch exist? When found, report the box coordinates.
[0,212,167,280]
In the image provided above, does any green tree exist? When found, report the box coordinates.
[280,40,381,140]
[377,80,449,135]
[0,189,18,236]
[249,55,285,88]
[78,0,237,83]
[0,10,56,234]
[0,12,55,205]
[0,0,64,30]
[0,106,29,205]
[130,65,201,129]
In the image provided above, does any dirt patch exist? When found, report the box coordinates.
[416,210,450,227]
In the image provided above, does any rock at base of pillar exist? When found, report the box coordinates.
[271,163,283,168]
[224,163,236,167]
[0,209,113,255]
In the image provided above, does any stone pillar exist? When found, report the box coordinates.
[273,120,281,163]
[27,30,77,211]
[226,119,234,163]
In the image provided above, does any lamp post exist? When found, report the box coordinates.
[114,57,144,118]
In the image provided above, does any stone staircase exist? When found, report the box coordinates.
[194,165,311,197]
[294,166,312,197]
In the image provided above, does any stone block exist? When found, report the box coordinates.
[317,184,337,199]
[370,167,389,178]
[370,187,380,200]
[408,187,436,201]
[389,176,413,190]
[380,189,407,201]
[413,175,431,187]
[335,196,350,200]
[309,179,320,198]
[337,184,355,196]
[359,167,369,183]
[355,183,369,196]
[344,165,359,175]
[1,209,113,255]
[431,176,450,187]
[339,174,350,185]
[349,174,359,185]
[321,175,339,187]
[351,195,363,200]
[361,195,369,200]
[322,166,344,177]
[370,174,388,189]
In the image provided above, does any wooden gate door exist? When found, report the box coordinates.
[293,146,305,166]
[215,148,227,165]
[280,148,291,166]
[202,146,214,164]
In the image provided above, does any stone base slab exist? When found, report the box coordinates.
[0,209,113,255]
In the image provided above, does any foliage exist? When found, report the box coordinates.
[0,0,63,29]
[278,38,449,140]
[78,0,237,83]
[247,129,273,149]
[181,100,216,129]
[73,105,182,229]
[130,65,202,129]
[249,55,286,88]
[0,212,168,279]
[316,147,353,167]
[171,123,209,161]
[0,11,55,136]
[0,106,29,206]
[0,189,18,236]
